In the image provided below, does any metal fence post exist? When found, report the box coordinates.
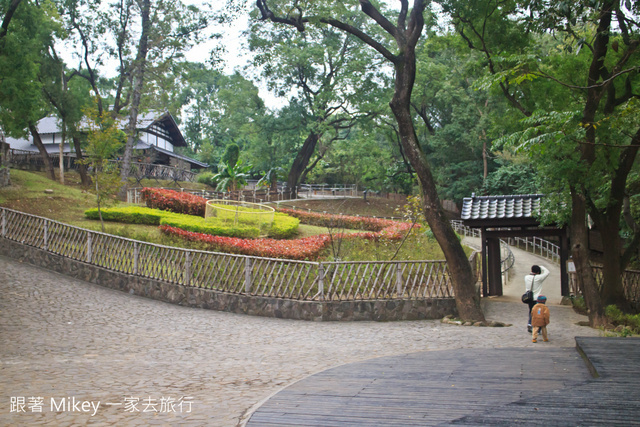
[396,263,403,296]
[244,258,252,293]
[86,232,92,263]
[318,263,325,300]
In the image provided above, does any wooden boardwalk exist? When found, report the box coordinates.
[247,338,640,426]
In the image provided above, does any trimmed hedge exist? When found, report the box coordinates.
[268,213,300,239]
[277,208,398,232]
[84,206,299,239]
[141,187,206,216]
[160,225,330,260]
[84,206,172,225]
[160,215,260,239]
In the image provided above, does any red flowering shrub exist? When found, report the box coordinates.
[140,188,206,217]
[160,225,332,260]
[161,217,417,260]
[277,208,399,232]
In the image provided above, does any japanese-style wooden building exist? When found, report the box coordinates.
[461,194,570,297]
[6,111,208,172]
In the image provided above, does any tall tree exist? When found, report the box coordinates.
[40,46,93,186]
[60,0,210,192]
[0,0,59,180]
[443,0,640,323]
[178,66,267,165]
[119,0,151,194]
[249,16,384,198]
[255,0,485,321]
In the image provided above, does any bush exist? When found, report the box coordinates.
[277,207,416,239]
[160,225,330,260]
[160,215,260,239]
[85,205,299,240]
[84,206,169,225]
[277,208,397,231]
[269,213,300,239]
[605,305,640,334]
[196,171,217,188]
[141,187,206,217]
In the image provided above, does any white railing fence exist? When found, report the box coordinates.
[0,207,456,302]
[451,220,516,284]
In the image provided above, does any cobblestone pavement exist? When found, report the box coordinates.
[0,254,601,426]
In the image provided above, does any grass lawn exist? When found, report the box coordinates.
[0,169,464,261]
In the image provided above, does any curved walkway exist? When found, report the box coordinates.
[463,236,563,304]
[1,242,597,426]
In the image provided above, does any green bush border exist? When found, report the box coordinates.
[84,206,299,239]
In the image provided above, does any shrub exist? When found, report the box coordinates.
[85,205,299,240]
[140,187,206,217]
[160,215,260,239]
[277,207,416,239]
[605,305,640,334]
[277,208,398,231]
[196,171,217,188]
[84,206,169,225]
[160,225,330,260]
[269,213,300,239]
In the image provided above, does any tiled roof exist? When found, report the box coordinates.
[461,194,543,221]
[135,142,209,169]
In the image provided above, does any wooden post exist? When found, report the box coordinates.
[86,232,92,263]
[184,252,191,286]
[244,258,252,293]
[481,228,488,297]
[2,209,6,237]
[318,263,325,300]
[133,243,139,275]
[43,220,48,251]
[487,237,503,296]
[396,263,403,296]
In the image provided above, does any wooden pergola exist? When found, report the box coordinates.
[461,194,570,297]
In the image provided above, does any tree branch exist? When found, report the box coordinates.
[0,0,22,41]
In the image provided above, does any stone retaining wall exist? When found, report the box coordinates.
[0,237,457,321]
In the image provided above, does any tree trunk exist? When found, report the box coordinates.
[0,0,22,41]
[389,39,484,322]
[59,123,65,185]
[119,0,151,198]
[29,124,55,180]
[570,190,607,327]
[256,0,485,320]
[482,139,488,181]
[72,136,91,187]
[572,0,616,325]
[598,222,627,307]
[286,132,319,199]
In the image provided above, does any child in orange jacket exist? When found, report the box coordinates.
[531,295,550,343]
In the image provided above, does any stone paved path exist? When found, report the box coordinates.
[0,245,599,426]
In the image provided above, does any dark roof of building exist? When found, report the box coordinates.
[10,111,188,147]
[13,141,208,169]
[137,142,208,169]
[461,194,544,221]
[137,111,187,147]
